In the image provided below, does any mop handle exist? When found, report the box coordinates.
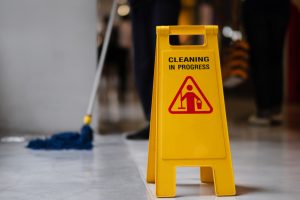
[84,0,118,125]
[180,92,183,106]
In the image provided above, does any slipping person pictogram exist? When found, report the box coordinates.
[169,76,213,114]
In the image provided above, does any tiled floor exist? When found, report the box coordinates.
[126,132,300,200]
[0,135,147,200]
[0,97,300,200]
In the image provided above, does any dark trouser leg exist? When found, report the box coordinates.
[243,12,272,116]
[152,0,181,47]
[130,0,154,121]
[268,12,289,114]
[116,48,129,101]
[130,0,180,121]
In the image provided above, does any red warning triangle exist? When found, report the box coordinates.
[169,76,213,114]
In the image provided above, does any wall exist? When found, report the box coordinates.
[0,0,97,134]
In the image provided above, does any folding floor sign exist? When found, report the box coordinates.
[147,25,236,197]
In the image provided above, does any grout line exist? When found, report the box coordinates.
[123,139,156,200]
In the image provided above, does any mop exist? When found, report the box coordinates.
[27,0,118,150]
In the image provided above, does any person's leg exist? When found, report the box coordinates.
[126,0,154,139]
[132,0,181,121]
[127,0,180,139]
[116,47,129,103]
[244,12,271,116]
[152,0,181,47]
[129,0,154,117]
[268,12,290,117]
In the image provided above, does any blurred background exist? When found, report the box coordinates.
[0,0,299,135]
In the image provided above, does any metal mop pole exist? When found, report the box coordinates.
[83,0,118,125]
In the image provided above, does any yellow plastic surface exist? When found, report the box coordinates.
[83,115,92,125]
[147,25,236,197]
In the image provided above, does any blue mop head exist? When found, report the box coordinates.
[26,125,93,150]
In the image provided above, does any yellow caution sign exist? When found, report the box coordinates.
[147,25,236,197]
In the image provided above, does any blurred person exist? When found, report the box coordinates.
[243,0,290,125]
[97,16,119,68]
[117,15,132,102]
[98,16,130,103]
[292,0,300,11]
[126,0,181,140]
[197,0,214,25]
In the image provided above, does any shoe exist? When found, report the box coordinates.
[126,126,149,140]
[248,114,271,126]
[270,113,283,126]
[248,113,283,126]
[223,76,245,88]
